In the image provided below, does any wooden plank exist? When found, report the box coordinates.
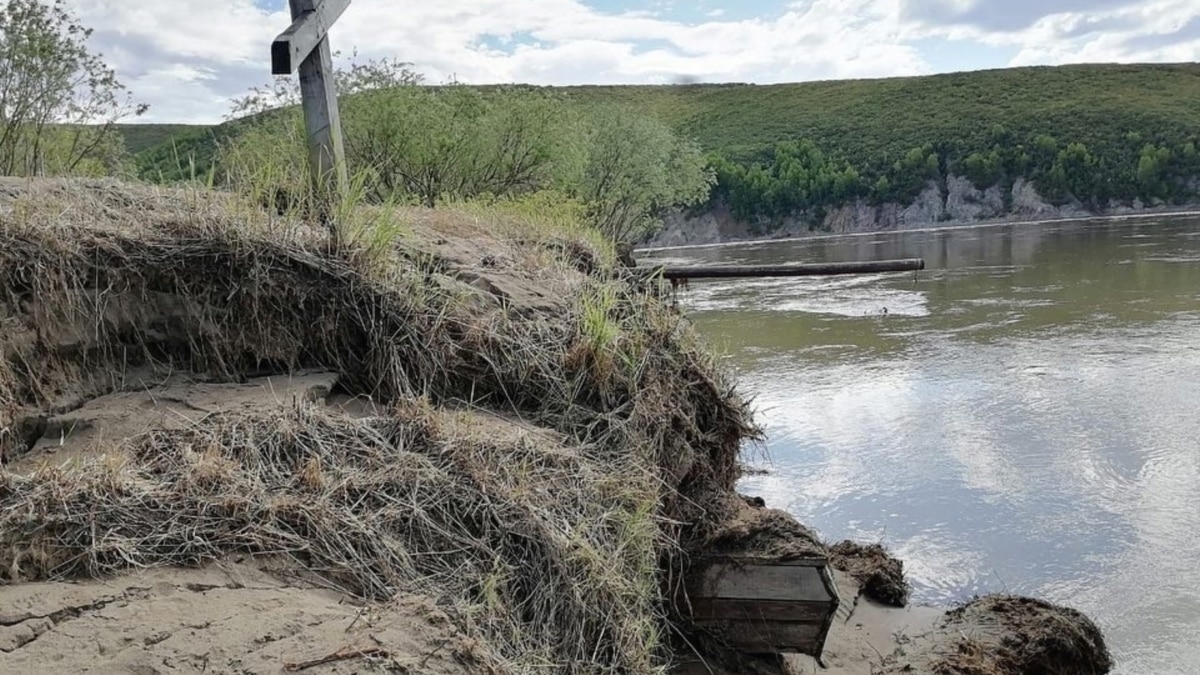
[272,0,351,75]
[688,598,835,622]
[654,258,925,280]
[695,619,824,654]
[695,562,832,603]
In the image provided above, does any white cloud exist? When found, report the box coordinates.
[59,0,925,122]
[56,0,1200,124]
[1005,1,1200,66]
[903,0,1200,66]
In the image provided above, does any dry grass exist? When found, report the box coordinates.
[2,406,665,671]
[0,178,759,673]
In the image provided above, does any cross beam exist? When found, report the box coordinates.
[272,0,349,75]
[272,0,349,207]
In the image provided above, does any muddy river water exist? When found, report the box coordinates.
[639,216,1200,675]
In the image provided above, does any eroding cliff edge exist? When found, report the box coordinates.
[649,174,1197,247]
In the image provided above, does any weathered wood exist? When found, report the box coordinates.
[702,621,825,654]
[271,0,351,75]
[689,598,835,622]
[694,559,832,603]
[684,556,840,656]
[273,0,349,205]
[654,258,925,280]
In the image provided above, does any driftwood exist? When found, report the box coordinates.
[649,258,925,280]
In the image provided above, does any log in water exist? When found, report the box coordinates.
[652,258,925,280]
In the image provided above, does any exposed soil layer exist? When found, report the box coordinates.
[704,498,825,560]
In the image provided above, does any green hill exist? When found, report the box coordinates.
[553,63,1200,162]
[129,119,261,183]
[116,124,209,156]
[135,63,1200,217]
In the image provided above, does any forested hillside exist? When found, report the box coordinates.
[127,63,1200,231]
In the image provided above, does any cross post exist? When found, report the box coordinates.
[272,0,350,212]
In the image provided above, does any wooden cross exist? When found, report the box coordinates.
[272,0,350,203]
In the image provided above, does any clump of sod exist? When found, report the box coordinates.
[0,179,758,672]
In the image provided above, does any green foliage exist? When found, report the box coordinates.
[0,0,145,176]
[567,105,713,242]
[133,123,248,183]
[1137,144,1173,199]
[116,124,208,155]
[213,59,710,243]
[219,111,309,207]
[138,63,1200,232]
[229,55,426,119]
[552,65,1200,219]
[345,86,576,207]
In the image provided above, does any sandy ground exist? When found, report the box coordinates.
[8,372,344,474]
[12,373,920,675]
[0,563,479,674]
[789,571,942,675]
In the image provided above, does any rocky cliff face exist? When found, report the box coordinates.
[646,175,1182,247]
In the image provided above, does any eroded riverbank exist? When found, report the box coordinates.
[0,180,1115,674]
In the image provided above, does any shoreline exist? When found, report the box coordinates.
[638,206,1200,253]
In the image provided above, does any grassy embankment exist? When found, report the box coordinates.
[0,178,764,672]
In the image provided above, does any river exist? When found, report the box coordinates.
[638,215,1200,675]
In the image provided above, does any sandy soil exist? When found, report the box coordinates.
[8,372,342,474]
[0,562,480,674]
[789,571,942,675]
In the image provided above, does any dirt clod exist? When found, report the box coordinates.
[925,595,1113,675]
[829,541,910,607]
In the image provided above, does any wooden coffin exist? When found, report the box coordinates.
[683,556,840,656]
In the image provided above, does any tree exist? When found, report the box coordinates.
[222,67,711,243]
[567,106,714,242]
[0,0,146,176]
[1058,142,1097,202]
[1136,144,1172,200]
[228,54,424,119]
[345,86,578,207]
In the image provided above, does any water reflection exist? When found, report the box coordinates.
[640,217,1200,674]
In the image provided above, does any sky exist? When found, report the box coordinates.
[58,0,1200,124]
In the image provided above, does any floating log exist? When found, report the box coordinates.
[684,555,840,656]
[651,258,925,280]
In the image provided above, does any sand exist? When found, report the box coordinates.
[0,563,479,674]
